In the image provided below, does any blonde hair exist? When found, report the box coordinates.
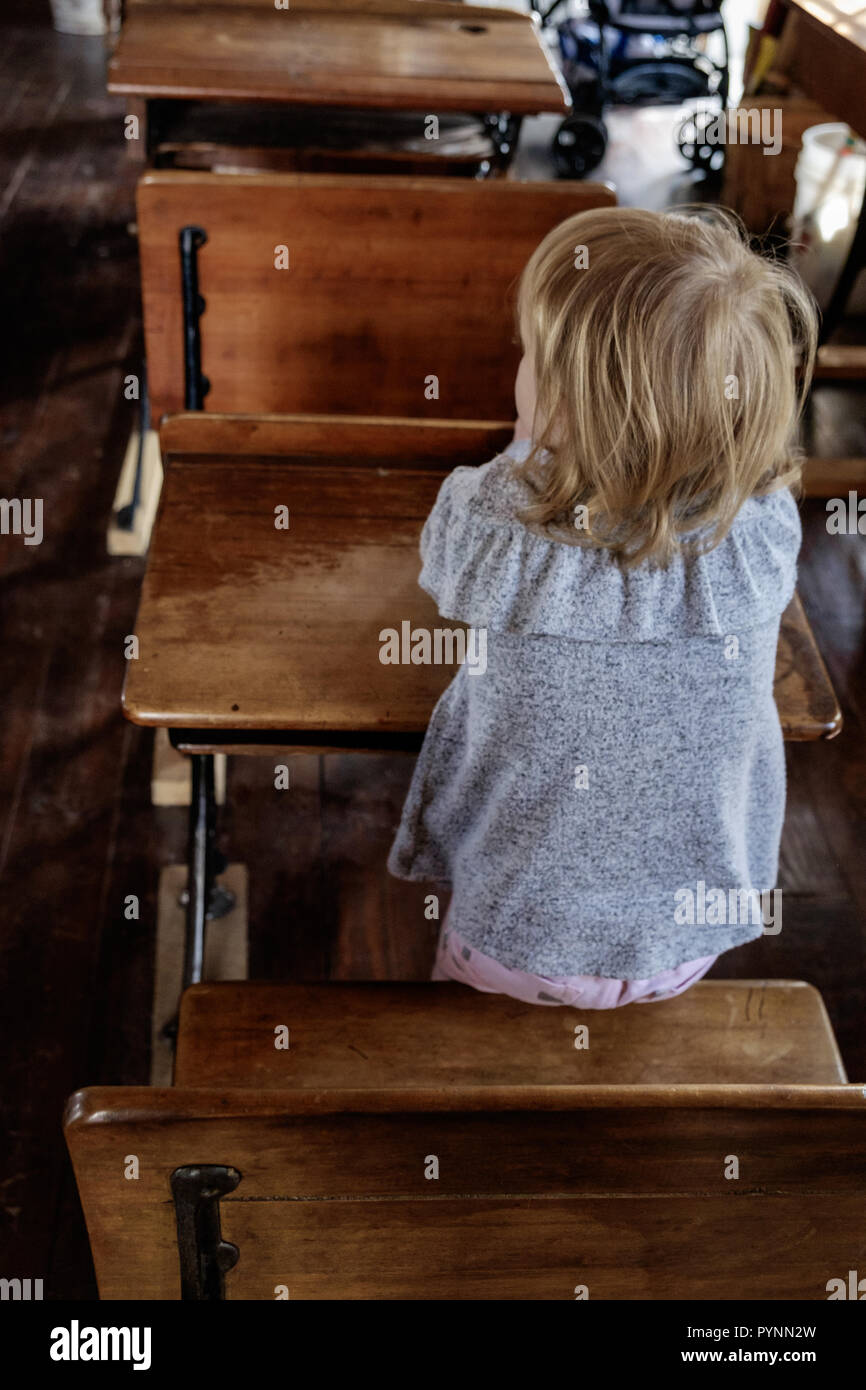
[515,206,817,568]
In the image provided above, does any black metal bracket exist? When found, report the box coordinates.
[157,749,235,1046]
[171,1165,241,1301]
[184,752,220,991]
[179,225,210,410]
[480,112,522,176]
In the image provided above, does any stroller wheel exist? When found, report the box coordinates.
[676,110,725,173]
[612,62,711,107]
[552,114,607,179]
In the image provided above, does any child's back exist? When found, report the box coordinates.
[388,206,817,1004]
[389,443,797,980]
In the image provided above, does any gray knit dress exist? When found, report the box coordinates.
[387,441,800,979]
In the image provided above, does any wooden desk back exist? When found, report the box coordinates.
[137,172,616,422]
[66,1079,866,1299]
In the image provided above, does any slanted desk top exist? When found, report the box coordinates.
[124,454,461,735]
[121,416,842,743]
[108,1,570,115]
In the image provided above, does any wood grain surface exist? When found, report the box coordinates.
[137,172,616,421]
[159,410,514,461]
[109,2,570,114]
[65,1070,866,1299]
[174,979,847,1087]
[122,447,842,740]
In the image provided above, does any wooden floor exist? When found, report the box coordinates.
[1,11,865,1299]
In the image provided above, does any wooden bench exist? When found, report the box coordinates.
[137,171,616,421]
[110,0,569,172]
[64,978,866,1300]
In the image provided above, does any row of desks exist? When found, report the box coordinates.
[110,10,844,1000]
[123,168,621,993]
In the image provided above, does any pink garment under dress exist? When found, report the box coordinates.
[433,912,716,1010]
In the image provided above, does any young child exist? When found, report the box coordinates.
[388,206,817,1008]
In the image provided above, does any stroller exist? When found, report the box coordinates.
[538,0,730,178]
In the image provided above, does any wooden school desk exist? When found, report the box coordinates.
[122,413,843,996]
[66,980,866,1300]
[108,0,570,171]
[127,171,620,998]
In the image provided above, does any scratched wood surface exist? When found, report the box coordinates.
[174,979,847,1087]
[109,1,570,114]
[122,440,842,740]
[65,1075,866,1299]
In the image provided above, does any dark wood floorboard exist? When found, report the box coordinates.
[0,14,149,1300]
[0,11,864,1299]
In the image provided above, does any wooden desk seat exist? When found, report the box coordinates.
[122,415,843,743]
[65,978,866,1300]
[174,980,847,1088]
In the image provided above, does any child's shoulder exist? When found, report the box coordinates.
[725,483,801,539]
[432,440,535,527]
[436,442,799,546]
[422,446,801,640]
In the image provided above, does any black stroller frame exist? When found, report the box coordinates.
[537,0,730,178]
